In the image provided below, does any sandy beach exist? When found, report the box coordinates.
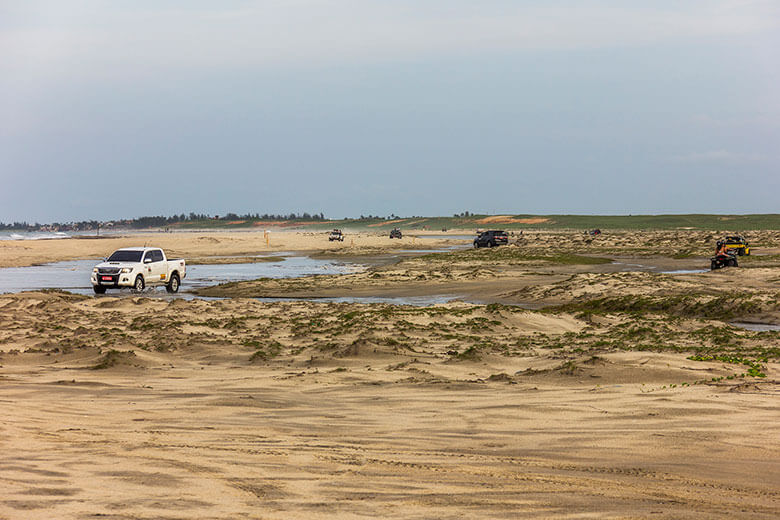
[1,229,779,518]
[0,230,466,268]
[5,0,777,516]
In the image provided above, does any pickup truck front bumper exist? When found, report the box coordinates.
[91,271,135,288]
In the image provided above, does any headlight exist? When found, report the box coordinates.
[92,268,98,273]
[120,267,134,273]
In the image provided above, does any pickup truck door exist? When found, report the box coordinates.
[150,249,167,285]
[140,251,156,285]
[140,250,163,286]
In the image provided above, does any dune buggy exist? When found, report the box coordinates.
[721,235,750,256]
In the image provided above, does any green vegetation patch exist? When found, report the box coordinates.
[421,248,611,265]
[170,213,780,231]
[551,293,768,320]
[249,340,284,362]
[687,354,766,378]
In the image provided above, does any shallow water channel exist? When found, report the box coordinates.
[730,322,780,332]
[0,256,363,298]
[256,295,460,306]
[415,234,475,241]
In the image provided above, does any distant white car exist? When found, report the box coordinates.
[91,247,186,294]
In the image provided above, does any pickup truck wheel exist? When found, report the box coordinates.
[133,275,145,293]
[166,273,180,293]
[488,240,495,248]
[93,285,106,294]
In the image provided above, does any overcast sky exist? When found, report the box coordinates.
[1,1,778,222]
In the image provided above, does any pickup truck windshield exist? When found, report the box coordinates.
[107,250,143,262]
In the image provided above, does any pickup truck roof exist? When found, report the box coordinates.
[113,247,159,252]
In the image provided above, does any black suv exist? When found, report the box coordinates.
[389,228,402,239]
[474,230,509,248]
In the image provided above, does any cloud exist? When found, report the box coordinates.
[2,0,779,82]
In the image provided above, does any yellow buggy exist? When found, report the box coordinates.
[722,235,750,256]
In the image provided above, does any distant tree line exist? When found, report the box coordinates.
[0,221,39,230]
[347,215,427,221]
[222,212,326,221]
[4,212,484,231]
[0,211,329,231]
[127,212,328,228]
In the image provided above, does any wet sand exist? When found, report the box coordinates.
[0,229,467,268]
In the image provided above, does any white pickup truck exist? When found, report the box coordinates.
[91,247,186,294]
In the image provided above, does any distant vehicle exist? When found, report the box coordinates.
[91,247,186,294]
[473,230,509,248]
[721,235,750,256]
[329,229,344,242]
[585,229,602,236]
[389,228,402,239]
[711,251,738,270]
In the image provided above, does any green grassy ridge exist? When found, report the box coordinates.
[420,249,612,265]
[549,293,773,321]
[170,214,780,231]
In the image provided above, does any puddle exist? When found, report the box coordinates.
[414,234,475,240]
[612,262,652,272]
[259,294,547,308]
[659,269,708,274]
[398,245,469,254]
[0,257,363,297]
[731,322,780,332]
[256,295,460,306]
[464,300,547,309]
[0,260,99,294]
[185,258,362,290]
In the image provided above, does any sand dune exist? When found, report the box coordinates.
[1,229,779,518]
[1,290,779,518]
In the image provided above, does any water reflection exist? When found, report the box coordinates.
[730,322,780,332]
[0,256,362,297]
